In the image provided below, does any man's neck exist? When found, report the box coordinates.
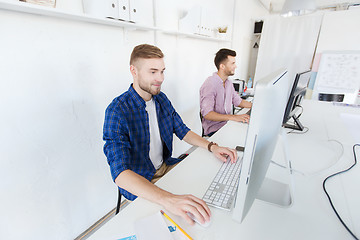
[133,84,152,101]
[217,71,228,83]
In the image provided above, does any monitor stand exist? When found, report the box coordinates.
[256,129,294,207]
[283,115,304,131]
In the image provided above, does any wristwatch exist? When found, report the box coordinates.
[208,141,218,152]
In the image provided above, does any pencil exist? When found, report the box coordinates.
[160,210,193,240]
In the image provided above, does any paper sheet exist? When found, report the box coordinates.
[134,212,174,240]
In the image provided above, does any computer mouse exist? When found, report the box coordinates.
[186,212,211,228]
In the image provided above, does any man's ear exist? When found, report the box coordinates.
[219,63,225,71]
[130,65,137,77]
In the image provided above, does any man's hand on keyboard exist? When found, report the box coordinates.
[231,114,250,123]
[211,145,238,163]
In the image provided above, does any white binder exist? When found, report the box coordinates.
[118,0,130,21]
[83,0,119,19]
[129,0,138,23]
[106,0,119,19]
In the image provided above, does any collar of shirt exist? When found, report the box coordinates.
[128,84,162,111]
[212,72,231,86]
[128,84,146,109]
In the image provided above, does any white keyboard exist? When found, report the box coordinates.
[202,156,242,210]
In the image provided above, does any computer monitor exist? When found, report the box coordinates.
[232,79,245,94]
[282,70,311,131]
[232,68,292,223]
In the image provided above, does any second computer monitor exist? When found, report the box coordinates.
[282,70,311,131]
[232,68,291,223]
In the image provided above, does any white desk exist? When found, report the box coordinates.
[89,100,360,240]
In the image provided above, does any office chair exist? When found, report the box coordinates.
[115,188,122,215]
[318,93,344,102]
[200,111,205,137]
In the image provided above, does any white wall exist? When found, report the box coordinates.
[0,0,268,239]
[232,0,268,81]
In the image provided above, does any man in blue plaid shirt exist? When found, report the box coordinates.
[103,44,238,225]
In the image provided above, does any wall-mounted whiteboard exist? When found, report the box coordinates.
[315,51,360,93]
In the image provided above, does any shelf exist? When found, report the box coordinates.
[0,0,232,42]
[162,30,231,42]
[0,0,158,31]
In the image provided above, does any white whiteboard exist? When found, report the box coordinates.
[315,52,360,93]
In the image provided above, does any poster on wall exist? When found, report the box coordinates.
[315,51,360,93]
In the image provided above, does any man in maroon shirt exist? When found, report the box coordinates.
[200,48,252,136]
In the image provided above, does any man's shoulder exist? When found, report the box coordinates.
[201,75,218,91]
[106,91,132,113]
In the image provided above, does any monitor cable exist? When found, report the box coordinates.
[286,126,309,134]
[322,144,359,240]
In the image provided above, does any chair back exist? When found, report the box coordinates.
[199,111,205,137]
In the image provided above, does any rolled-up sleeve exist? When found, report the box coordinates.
[200,81,216,118]
[232,86,242,107]
[103,105,131,182]
[172,110,190,140]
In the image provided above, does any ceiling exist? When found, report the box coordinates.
[259,0,360,13]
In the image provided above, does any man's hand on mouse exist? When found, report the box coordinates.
[160,193,211,225]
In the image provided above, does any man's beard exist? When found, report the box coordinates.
[227,71,235,76]
[227,70,235,76]
[139,81,161,96]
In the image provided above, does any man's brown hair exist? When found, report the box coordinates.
[130,44,164,66]
[214,48,236,70]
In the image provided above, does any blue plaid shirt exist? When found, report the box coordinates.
[103,84,190,200]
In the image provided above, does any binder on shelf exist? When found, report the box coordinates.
[129,0,138,23]
[118,0,130,21]
[83,0,119,19]
[107,0,119,19]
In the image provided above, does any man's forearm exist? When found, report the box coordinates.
[183,130,237,163]
[115,169,173,205]
[183,130,211,150]
[238,100,252,108]
[115,167,212,225]
[204,111,233,122]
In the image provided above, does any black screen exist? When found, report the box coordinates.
[254,21,263,34]
[233,83,240,92]
[282,70,311,129]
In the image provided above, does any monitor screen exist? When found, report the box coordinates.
[232,68,291,223]
[233,82,240,92]
[282,70,311,131]
[232,79,245,94]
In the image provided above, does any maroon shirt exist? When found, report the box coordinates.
[200,72,242,135]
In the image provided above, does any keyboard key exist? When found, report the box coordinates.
[202,157,243,210]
